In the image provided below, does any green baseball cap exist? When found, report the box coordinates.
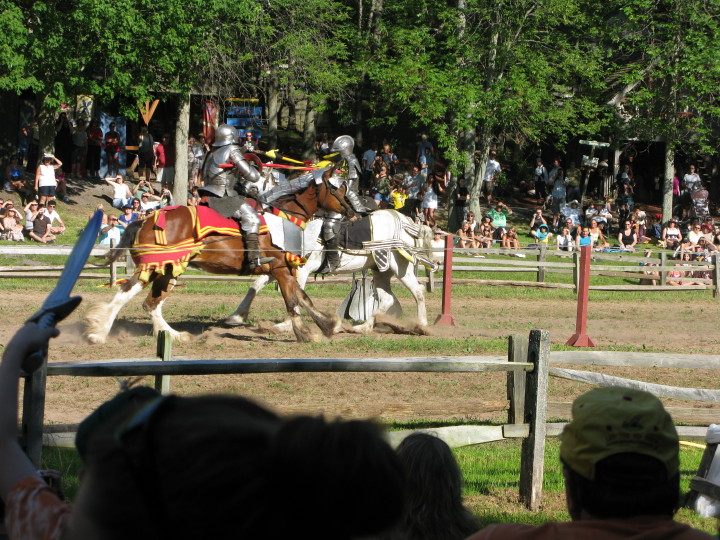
[560,387,679,481]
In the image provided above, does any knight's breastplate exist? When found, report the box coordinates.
[204,146,239,195]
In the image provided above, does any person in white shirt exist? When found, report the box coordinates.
[683,164,702,192]
[98,214,125,245]
[139,192,162,212]
[562,200,583,226]
[42,201,66,235]
[105,175,134,209]
[482,150,502,206]
[34,153,61,205]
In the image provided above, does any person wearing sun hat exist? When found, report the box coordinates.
[467,387,714,540]
[531,222,552,244]
[662,218,682,249]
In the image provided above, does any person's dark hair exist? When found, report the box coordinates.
[563,453,679,520]
[81,393,405,540]
[383,433,478,540]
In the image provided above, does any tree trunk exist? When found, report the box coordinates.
[173,93,190,205]
[662,140,674,222]
[37,95,56,160]
[302,106,317,161]
[266,74,280,149]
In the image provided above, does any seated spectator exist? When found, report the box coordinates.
[617,219,638,251]
[531,223,552,244]
[648,213,663,240]
[695,236,716,257]
[42,201,66,235]
[0,323,406,540]
[501,226,522,256]
[382,433,478,540]
[132,177,156,199]
[576,226,594,250]
[557,216,577,236]
[585,200,612,232]
[159,186,174,208]
[187,185,200,206]
[118,204,139,226]
[23,200,38,235]
[712,223,720,246]
[466,212,480,234]
[633,206,648,240]
[529,208,547,232]
[670,251,702,286]
[55,168,70,203]
[1,201,24,241]
[687,221,703,245]
[28,203,55,243]
[662,218,682,249]
[477,224,494,249]
[588,218,609,249]
[667,253,687,286]
[673,236,694,259]
[139,191,162,212]
[556,227,575,251]
[98,214,125,245]
[467,386,714,540]
[561,199,583,228]
[480,215,496,237]
[105,174,133,209]
[487,201,512,229]
[5,155,24,193]
[699,222,714,244]
[456,221,478,250]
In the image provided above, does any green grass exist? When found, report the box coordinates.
[39,435,718,534]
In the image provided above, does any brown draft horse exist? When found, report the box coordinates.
[84,170,352,343]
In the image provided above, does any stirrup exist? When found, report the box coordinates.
[248,255,275,270]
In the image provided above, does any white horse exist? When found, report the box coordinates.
[225,209,437,333]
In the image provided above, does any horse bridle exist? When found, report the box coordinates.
[271,173,353,220]
[319,175,354,217]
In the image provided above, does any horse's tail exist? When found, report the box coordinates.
[90,220,144,268]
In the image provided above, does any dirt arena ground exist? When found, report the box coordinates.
[3,285,719,426]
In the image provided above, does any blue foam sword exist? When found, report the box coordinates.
[24,209,104,365]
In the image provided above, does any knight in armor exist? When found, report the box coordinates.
[260,135,370,274]
[198,124,274,270]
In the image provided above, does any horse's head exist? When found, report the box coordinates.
[317,168,355,218]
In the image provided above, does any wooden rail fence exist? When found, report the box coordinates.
[20,329,720,510]
[427,244,719,296]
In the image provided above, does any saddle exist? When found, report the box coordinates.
[338,217,372,250]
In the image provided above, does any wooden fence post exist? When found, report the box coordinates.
[154,330,172,394]
[573,251,580,295]
[537,244,546,283]
[435,234,456,325]
[519,329,550,511]
[21,364,48,467]
[507,334,529,425]
[660,251,667,286]
[713,254,720,299]
[109,239,117,286]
